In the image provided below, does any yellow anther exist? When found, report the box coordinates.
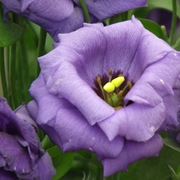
[103,82,115,93]
[111,76,125,88]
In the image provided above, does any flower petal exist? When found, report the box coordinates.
[0,98,40,151]
[50,7,84,40]
[161,92,180,130]
[102,134,163,177]
[20,153,55,180]
[99,48,180,142]
[54,22,106,83]
[0,132,32,174]
[102,18,143,78]
[54,99,124,158]
[29,0,74,21]
[99,101,165,142]
[0,98,19,133]
[29,77,124,158]
[0,154,6,167]
[103,17,173,82]
[36,25,115,125]
[0,170,16,180]
[15,107,40,151]
[25,101,38,120]
[126,52,180,103]
[84,0,147,20]
[29,6,84,40]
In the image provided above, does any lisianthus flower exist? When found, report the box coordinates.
[1,0,84,40]
[0,97,55,179]
[27,17,180,176]
[148,9,180,33]
[177,133,180,143]
[1,0,147,40]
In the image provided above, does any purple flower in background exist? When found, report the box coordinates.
[27,18,180,176]
[74,0,147,20]
[148,9,180,33]
[177,133,180,143]
[148,9,172,31]
[1,0,147,40]
[0,98,55,179]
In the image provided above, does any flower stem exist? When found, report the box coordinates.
[6,46,16,107]
[37,28,47,74]
[10,44,17,108]
[4,47,11,102]
[169,0,177,45]
[0,4,2,21]
[0,48,8,98]
[16,41,25,104]
[79,0,91,23]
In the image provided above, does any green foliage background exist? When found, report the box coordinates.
[0,0,180,179]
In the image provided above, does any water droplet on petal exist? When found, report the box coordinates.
[150,126,155,132]
[88,147,93,151]
[160,79,165,85]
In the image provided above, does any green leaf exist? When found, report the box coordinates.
[139,18,165,39]
[54,154,74,180]
[0,21,23,47]
[109,12,128,24]
[148,0,180,18]
[48,146,75,180]
[164,137,180,153]
[168,165,180,180]
[174,37,180,50]
[112,146,180,180]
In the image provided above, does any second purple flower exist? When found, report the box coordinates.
[1,0,147,40]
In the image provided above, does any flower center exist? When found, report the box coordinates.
[94,70,133,109]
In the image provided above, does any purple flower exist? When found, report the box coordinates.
[0,97,55,179]
[27,18,180,176]
[1,0,147,40]
[177,133,180,143]
[148,9,180,33]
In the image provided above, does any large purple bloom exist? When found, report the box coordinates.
[1,0,147,40]
[27,18,180,176]
[0,98,55,179]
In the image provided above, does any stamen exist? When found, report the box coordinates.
[96,76,106,99]
[94,71,133,109]
[108,69,113,81]
[103,82,115,93]
[118,81,132,97]
[111,76,125,88]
